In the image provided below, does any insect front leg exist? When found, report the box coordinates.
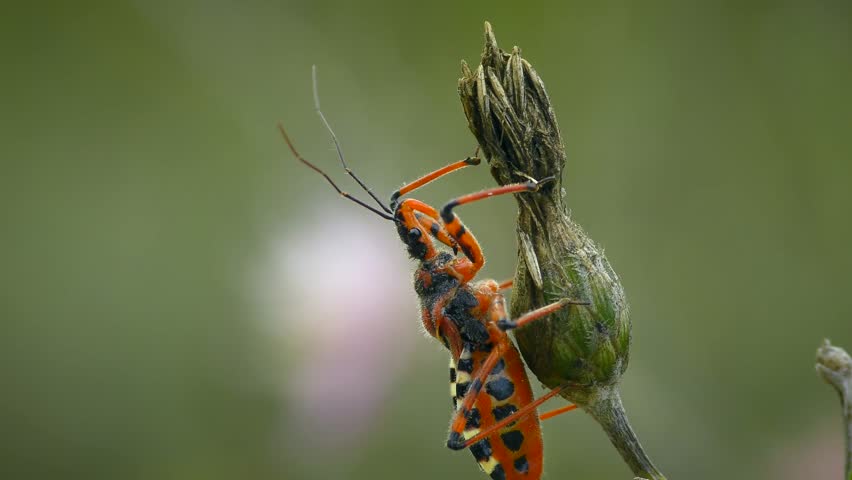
[390,156,481,208]
[414,211,458,254]
[440,179,555,283]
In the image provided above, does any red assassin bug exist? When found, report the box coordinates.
[280,71,586,480]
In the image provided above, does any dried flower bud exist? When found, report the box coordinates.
[458,22,629,404]
[459,22,665,479]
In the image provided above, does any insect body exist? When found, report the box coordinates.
[397,183,583,480]
[280,76,583,479]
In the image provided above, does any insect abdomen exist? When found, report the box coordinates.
[450,345,543,479]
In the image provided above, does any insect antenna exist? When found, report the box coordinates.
[279,123,394,220]
[312,66,393,215]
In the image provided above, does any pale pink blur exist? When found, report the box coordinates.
[254,205,421,455]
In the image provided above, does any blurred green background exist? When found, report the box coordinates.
[2,1,851,479]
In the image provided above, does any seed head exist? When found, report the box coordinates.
[458,22,630,406]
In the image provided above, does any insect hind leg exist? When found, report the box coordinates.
[448,384,576,450]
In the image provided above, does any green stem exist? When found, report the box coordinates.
[583,388,666,480]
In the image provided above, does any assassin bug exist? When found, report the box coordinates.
[280,69,585,480]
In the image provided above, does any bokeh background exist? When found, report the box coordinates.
[3,1,851,479]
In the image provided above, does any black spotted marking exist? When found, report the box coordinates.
[456,224,467,237]
[430,221,441,236]
[456,382,470,399]
[492,404,518,422]
[486,377,515,401]
[514,455,529,474]
[470,378,483,395]
[491,359,505,375]
[449,367,457,383]
[490,464,506,480]
[500,430,524,452]
[469,438,492,461]
[466,408,481,428]
[457,357,474,373]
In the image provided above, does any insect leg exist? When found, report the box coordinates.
[397,199,461,258]
[496,298,589,331]
[447,296,579,450]
[539,404,578,421]
[414,212,458,253]
[440,179,555,282]
[449,384,576,450]
[498,279,513,290]
[446,336,509,450]
[390,156,482,208]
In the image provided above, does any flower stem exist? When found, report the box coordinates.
[582,387,666,480]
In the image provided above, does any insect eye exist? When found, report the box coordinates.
[408,228,422,240]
